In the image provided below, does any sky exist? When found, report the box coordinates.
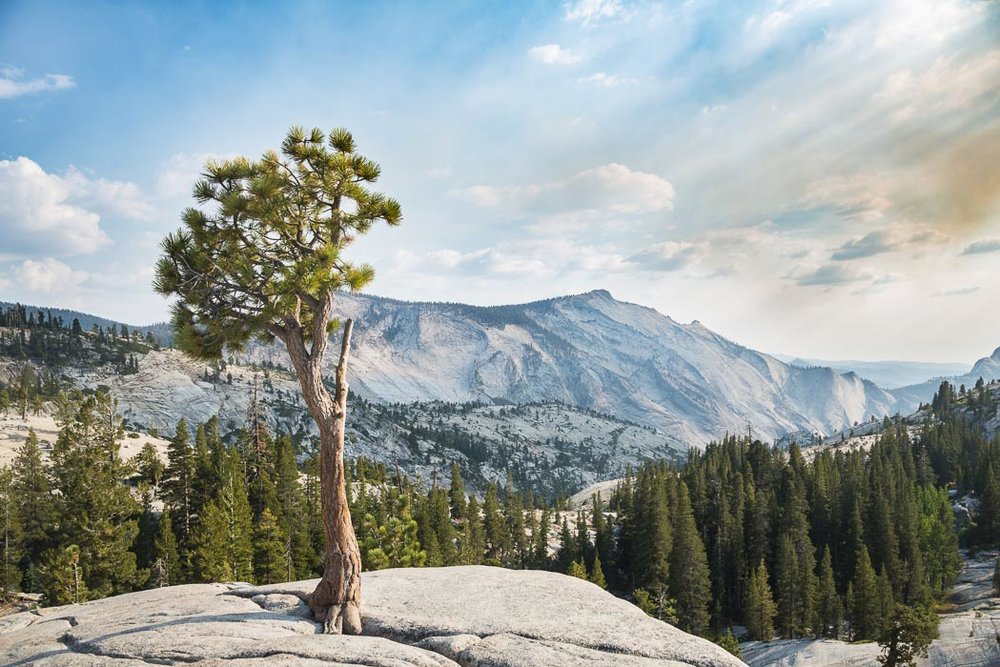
[0,0,997,363]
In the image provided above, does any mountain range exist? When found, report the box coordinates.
[5,291,999,458]
[240,289,993,448]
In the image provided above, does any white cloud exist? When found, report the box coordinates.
[932,286,979,298]
[0,65,75,99]
[628,241,700,272]
[393,238,630,281]
[744,0,831,49]
[875,50,1000,123]
[528,44,584,65]
[0,157,109,256]
[452,163,674,217]
[427,166,452,178]
[0,157,155,258]
[64,167,156,221]
[18,258,89,293]
[580,72,639,87]
[962,238,1000,256]
[564,0,628,25]
[799,175,894,224]
[701,104,728,115]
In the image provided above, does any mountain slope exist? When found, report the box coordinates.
[779,355,970,389]
[240,290,905,448]
[891,347,1000,408]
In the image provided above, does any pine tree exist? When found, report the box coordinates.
[154,128,402,634]
[449,463,466,520]
[976,464,1000,546]
[669,480,711,635]
[40,544,87,605]
[556,517,576,573]
[482,484,509,564]
[151,508,180,587]
[774,533,800,638]
[219,448,255,582]
[567,560,588,579]
[631,471,672,597]
[849,546,880,641]
[48,394,140,598]
[877,603,939,667]
[12,429,55,580]
[273,434,315,578]
[253,508,289,584]
[0,467,23,594]
[462,496,485,564]
[589,551,607,589]
[162,419,194,575]
[817,546,842,638]
[189,500,232,582]
[745,560,777,641]
[532,508,550,569]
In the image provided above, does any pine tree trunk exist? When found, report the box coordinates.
[282,316,362,634]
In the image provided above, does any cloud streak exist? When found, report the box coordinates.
[0,65,75,99]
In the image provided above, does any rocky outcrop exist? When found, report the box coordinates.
[0,566,745,666]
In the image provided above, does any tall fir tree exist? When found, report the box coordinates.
[669,480,711,635]
[745,559,777,641]
[162,419,194,577]
[816,546,842,639]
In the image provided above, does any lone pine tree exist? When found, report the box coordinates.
[154,126,401,634]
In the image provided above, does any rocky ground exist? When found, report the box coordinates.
[0,411,170,467]
[0,566,745,667]
[740,551,1000,666]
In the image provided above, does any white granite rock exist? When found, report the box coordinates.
[0,567,746,667]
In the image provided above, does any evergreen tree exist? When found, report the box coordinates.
[774,533,800,638]
[151,508,180,587]
[162,419,194,575]
[567,560,588,579]
[189,500,232,582]
[556,517,576,573]
[40,544,87,605]
[816,546,842,639]
[849,546,880,641]
[48,394,140,598]
[462,496,485,565]
[253,508,289,584]
[449,463,466,520]
[877,603,939,667]
[745,560,777,641]
[218,448,255,582]
[12,429,55,582]
[630,470,672,597]
[0,467,22,594]
[273,434,315,578]
[589,550,607,589]
[154,126,402,634]
[482,484,510,564]
[669,480,711,635]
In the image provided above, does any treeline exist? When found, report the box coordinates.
[608,430,959,645]
[0,303,153,371]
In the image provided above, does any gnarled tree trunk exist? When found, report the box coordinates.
[280,313,362,634]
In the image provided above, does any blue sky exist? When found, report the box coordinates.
[1,0,998,362]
